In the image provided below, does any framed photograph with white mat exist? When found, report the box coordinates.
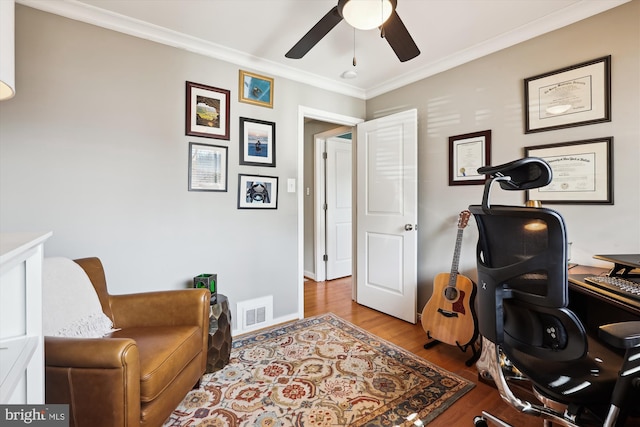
[239,117,275,167]
[185,81,230,140]
[238,174,278,209]
[188,142,228,192]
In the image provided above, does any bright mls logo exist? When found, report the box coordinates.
[1,405,68,426]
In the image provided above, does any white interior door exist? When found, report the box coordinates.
[326,137,352,280]
[356,109,418,323]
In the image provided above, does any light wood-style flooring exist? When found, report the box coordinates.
[304,276,540,427]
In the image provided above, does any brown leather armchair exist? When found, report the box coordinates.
[45,257,210,427]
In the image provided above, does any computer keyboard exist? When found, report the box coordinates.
[584,275,640,301]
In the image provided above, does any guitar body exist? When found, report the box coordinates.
[421,272,477,347]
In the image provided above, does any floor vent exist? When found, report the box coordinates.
[237,296,273,333]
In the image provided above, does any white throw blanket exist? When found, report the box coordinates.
[43,257,115,338]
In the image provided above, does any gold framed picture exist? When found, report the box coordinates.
[239,70,273,108]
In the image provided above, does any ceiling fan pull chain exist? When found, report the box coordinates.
[353,27,357,67]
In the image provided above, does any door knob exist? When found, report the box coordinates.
[404,224,413,231]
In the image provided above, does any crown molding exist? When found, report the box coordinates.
[17,0,367,99]
[18,0,628,100]
[365,0,630,99]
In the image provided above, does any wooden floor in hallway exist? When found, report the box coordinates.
[303,276,540,427]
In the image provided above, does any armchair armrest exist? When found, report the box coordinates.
[109,288,210,329]
[45,336,139,368]
[599,321,640,349]
[45,336,141,427]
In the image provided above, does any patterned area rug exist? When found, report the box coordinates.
[164,313,474,426]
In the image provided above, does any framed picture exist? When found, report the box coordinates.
[239,70,273,108]
[188,142,228,192]
[525,137,613,204]
[449,130,491,185]
[186,81,230,140]
[239,117,276,167]
[238,174,278,209]
[524,56,611,133]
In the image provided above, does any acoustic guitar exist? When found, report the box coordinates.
[421,210,478,348]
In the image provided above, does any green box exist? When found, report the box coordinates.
[194,273,217,296]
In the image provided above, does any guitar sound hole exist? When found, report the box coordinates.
[443,287,458,301]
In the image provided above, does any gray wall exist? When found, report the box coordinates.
[0,6,365,330]
[366,1,640,311]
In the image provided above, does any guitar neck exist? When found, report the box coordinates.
[448,228,464,285]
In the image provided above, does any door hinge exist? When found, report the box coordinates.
[323,152,327,159]
[323,254,328,261]
[323,203,328,210]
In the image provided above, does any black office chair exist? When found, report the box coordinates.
[469,157,640,427]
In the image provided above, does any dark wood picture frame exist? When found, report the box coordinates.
[185,81,230,140]
[239,117,276,167]
[449,130,491,186]
[524,137,613,204]
[524,56,611,133]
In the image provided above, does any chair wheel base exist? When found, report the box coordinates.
[473,416,489,427]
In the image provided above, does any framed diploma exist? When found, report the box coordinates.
[449,130,491,185]
[524,56,611,133]
[188,142,228,192]
[525,138,613,204]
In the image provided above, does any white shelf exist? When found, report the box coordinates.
[0,336,38,402]
[0,231,51,404]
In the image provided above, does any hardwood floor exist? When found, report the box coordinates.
[304,276,540,427]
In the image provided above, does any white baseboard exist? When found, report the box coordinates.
[231,312,301,337]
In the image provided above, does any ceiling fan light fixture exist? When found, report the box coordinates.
[340,0,394,30]
[341,69,358,79]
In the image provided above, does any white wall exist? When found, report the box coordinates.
[0,6,365,329]
[366,1,640,311]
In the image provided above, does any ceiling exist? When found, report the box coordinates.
[19,0,629,99]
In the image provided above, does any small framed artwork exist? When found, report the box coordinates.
[239,117,276,167]
[238,174,278,209]
[239,70,273,108]
[188,142,228,192]
[524,56,611,133]
[524,137,613,204]
[449,130,491,185]
[186,81,230,140]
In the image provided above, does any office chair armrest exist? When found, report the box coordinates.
[599,321,640,349]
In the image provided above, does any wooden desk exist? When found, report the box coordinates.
[568,265,640,337]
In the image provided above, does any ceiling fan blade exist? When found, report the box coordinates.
[286,6,343,59]
[382,11,420,62]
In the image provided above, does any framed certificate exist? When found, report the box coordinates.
[525,138,613,204]
[524,56,611,133]
[449,130,491,185]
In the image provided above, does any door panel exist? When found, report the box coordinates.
[356,109,417,323]
[326,137,352,280]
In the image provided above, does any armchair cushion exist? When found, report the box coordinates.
[43,257,115,338]
[109,326,203,402]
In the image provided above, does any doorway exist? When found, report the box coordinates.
[297,107,363,318]
[313,126,353,282]
[297,107,418,324]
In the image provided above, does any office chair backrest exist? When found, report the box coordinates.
[469,157,588,363]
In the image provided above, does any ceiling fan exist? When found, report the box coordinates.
[285,0,420,62]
